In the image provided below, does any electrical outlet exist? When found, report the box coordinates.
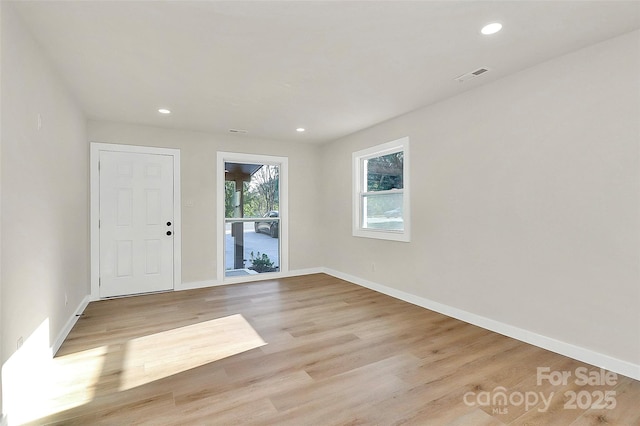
[371,262,376,272]
[17,336,23,350]
[65,292,68,306]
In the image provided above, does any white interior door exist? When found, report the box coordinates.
[99,150,175,297]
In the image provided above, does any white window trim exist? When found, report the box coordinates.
[352,137,410,242]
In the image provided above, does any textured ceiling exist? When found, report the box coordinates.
[11,1,640,143]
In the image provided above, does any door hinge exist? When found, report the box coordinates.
[98,219,101,228]
[99,277,101,286]
[98,161,101,171]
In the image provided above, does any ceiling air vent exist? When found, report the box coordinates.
[454,67,490,83]
[228,129,248,134]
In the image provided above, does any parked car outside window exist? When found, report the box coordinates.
[254,211,279,238]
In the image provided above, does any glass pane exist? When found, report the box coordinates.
[225,220,279,276]
[366,151,403,191]
[363,192,403,231]
[224,163,280,277]
[244,165,279,218]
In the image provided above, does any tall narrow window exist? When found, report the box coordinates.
[217,152,288,282]
[353,137,410,242]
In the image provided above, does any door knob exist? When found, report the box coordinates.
[166,221,172,226]
[166,231,172,236]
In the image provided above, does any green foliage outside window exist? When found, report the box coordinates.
[249,251,277,273]
[225,165,280,218]
[366,152,403,192]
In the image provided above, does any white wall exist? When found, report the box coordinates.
[87,121,323,284]
[321,31,640,368]
[1,3,88,421]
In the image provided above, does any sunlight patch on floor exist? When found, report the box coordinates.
[2,319,108,425]
[9,315,266,424]
[120,314,267,390]
[48,346,107,411]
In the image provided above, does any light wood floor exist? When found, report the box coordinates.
[29,274,639,425]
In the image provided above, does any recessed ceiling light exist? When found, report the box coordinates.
[296,128,305,132]
[481,22,502,35]
[158,108,171,114]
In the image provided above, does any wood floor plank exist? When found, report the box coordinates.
[24,273,639,425]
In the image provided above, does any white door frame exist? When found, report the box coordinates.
[90,143,182,300]
[216,151,288,284]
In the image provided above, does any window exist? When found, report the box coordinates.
[353,137,410,242]
[217,152,288,282]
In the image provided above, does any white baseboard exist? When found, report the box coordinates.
[175,279,220,291]
[177,267,325,291]
[51,295,91,356]
[285,267,326,277]
[322,268,640,381]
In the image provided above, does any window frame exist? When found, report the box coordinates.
[216,152,289,283]
[352,137,410,242]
